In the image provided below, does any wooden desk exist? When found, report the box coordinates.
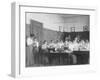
[35,51,89,66]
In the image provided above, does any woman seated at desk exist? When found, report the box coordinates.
[63,39,73,53]
[41,40,49,53]
[48,40,56,52]
[55,40,64,53]
[40,40,49,65]
[79,40,90,51]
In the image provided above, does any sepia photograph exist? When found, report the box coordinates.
[25,12,90,67]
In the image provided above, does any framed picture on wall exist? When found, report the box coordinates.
[71,27,75,32]
[11,2,97,78]
[83,25,88,31]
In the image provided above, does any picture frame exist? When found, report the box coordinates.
[83,25,88,31]
[11,2,97,78]
[71,27,75,32]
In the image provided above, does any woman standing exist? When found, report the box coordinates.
[26,34,35,67]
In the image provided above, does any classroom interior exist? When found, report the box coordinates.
[25,13,90,67]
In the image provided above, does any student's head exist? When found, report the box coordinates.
[65,37,68,41]
[43,40,47,44]
[30,34,34,38]
[65,39,68,42]
[56,40,59,43]
[60,40,63,43]
[85,40,89,43]
[33,37,37,41]
[50,40,53,43]
[54,40,58,43]
[74,36,79,42]
[81,40,85,44]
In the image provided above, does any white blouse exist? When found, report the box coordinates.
[27,37,33,46]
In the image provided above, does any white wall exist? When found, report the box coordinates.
[26,13,64,31]
[27,13,89,32]
[64,15,90,32]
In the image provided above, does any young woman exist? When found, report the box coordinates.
[26,34,35,66]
